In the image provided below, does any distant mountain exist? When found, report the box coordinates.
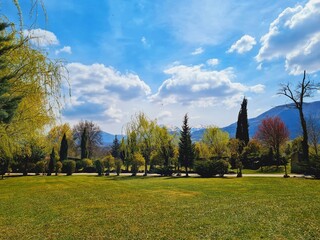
[191,101,320,141]
[101,132,125,146]
[100,101,320,144]
[220,101,320,140]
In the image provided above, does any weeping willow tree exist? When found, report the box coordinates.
[0,19,67,175]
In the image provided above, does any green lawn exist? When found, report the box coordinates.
[1,176,319,239]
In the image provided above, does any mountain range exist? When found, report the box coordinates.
[101,101,320,144]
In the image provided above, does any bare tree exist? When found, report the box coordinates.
[278,71,320,162]
[307,114,320,156]
[73,120,102,159]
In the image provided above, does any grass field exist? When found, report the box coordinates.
[1,176,320,239]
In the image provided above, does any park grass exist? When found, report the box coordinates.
[0,176,320,239]
[242,165,291,174]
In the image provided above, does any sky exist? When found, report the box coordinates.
[2,0,320,134]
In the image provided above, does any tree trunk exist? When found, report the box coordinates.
[144,160,148,176]
[23,158,28,176]
[299,108,309,162]
[177,163,181,176]
[284,164,288,177]
[185,166,188,177]
[276,144,280,169]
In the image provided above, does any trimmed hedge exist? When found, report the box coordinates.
[194,159,229,177]
[63,160,76,175]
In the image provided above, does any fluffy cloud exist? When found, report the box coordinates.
[157,111,172,121]
[191,47,204,55]
[207,58,219,66]
[151,64,264,108]
[227,35,256,54]
[256,0,320,75]
[63,63,151,123]
[23,28,59,47]
[55,46,72,55]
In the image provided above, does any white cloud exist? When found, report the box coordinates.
[63,63,151,123]
[250,84,265,93]
[191,47,204,55]
[67,63,151,100]
[23,28,59,47]
[151,64,264,107]
[55,46,72,55]
[227,35,256,54]
[256,0,320,75]
[257,63,263,70]
[207,58,219,66]
[141,36,150,47]
[104,106,124,123]
[157,111,172,121]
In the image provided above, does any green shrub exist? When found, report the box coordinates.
[63,160,76,176]
[115,158,122,176]
[55,161,63,175]
[35,160,47,175]
[213,159,230,177]
[309,154,320,179]
[95,160,104,176]
[194,159,229,177]
[102,155,115,176]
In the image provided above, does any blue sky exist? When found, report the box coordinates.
[2,0,320,134]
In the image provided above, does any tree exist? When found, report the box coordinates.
[131,152,145,176]
[255,117,289,167]
[178,114,195,177]
[194,142,211,160]
[47,147,56,176]
[55,161,62,176]
[307,114,320,156]
[102,154,115,176]
[228,138,244,177]
[47,124,75,158]
[114,159,122,176]
[202,126,229,158]
[95,160,104,176]
[0,133,12,179]
[73,120,102,159]
[111,135,120,159]
[278,71,320,162]
[80,127,89,159]
[125,112,157,176]
[154,126,175,176]
[236,97,249,146]
[0,22,21,124]
[59,133,68,161]
[119,137,129,171]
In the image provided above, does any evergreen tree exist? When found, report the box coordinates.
[236,97,249,146]
[0,22,21,124]
[81,127,89,159]
[178,114,195,177]
[111,135,120,159]
[59,133,68,161]
[47,147,56,176]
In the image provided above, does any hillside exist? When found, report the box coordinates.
[221,101,320,140]
[101,101,320,144]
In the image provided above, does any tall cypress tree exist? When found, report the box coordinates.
[236,97,249,146]
[59,133,68,161]
[178,114,195,177]
[81,127,89,159]
[47,148,56,176]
